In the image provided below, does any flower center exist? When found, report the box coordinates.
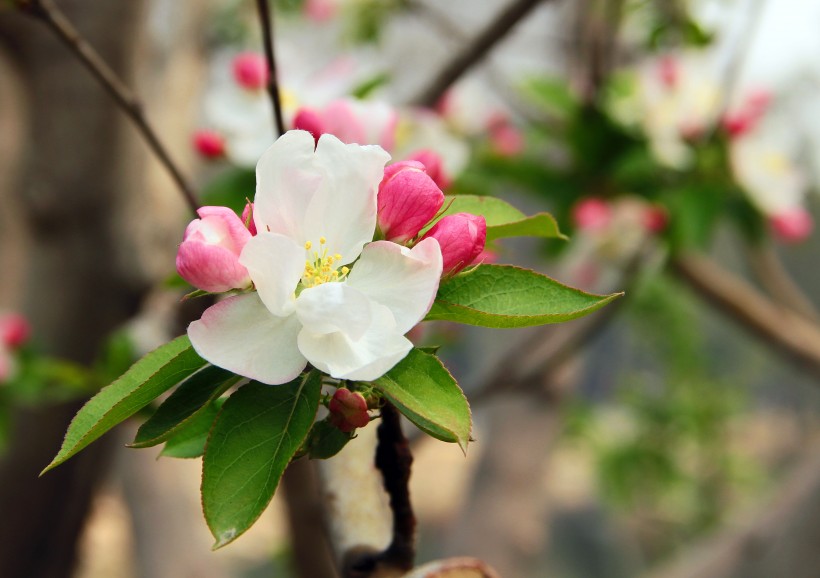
[302,236,349,288]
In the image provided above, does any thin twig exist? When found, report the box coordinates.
[15,0,199,214]
[410,0,547,107]
[255,0,286,136]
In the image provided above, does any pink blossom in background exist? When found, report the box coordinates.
[642,204,669,234]
[657,55,679,89]
[232,52,268,91]
[421,213,487,277]
[193,129,226,159]
[0,313,30,349]
[292,99,397,151]
[723,90,772,138]
[572,198,613,232]
[770,208,813,243]
[176,206,253,293]
[377,161,445,243]
[488,113,524,157]
[405,149,452,190]
[304,0,338,22]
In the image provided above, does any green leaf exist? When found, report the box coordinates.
[303,419,354,460]
[160,399,224,459]
[429,195,566,241]
[520,76,579,117]
[426,264,623,328]
[131,365,240,448]
[42,335,205,474]
[373,349,471,453]
[202,372,322,548]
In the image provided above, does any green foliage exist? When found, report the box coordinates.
[131,365,240,448]
[202,372,322,548]
[160,399,225,459]
[373,348,471,452]
[427,265,623,328]
[302,419,355,459]
[42,335,206,473]
[429,195,567,242]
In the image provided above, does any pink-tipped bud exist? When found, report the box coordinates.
[406,149,452,190]
[770,208,813,243]
[328,388,370,433]
[643,205,669,234]
[232,52,268,91]
[176,206,254,293]
[193,130,225,159]
[421,213,487,276]
[0,313,30,349]
[292,107,325,144]
[572,198,612,232]
[723,90,772,138]
[304,0,337,22]
[241,202,257,236]
[378,161,445,243]
[658,55,678,89]
[488,113,524,157]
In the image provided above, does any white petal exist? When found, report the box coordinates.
[346,238,442,334]
[303,133,390,264]
[239,232,304,317]
[295,283,372,340]
[188,293,306,385]
[297,301,411,381]
[254,130,323,241]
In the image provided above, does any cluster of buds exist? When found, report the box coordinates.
[0,312,30,383]
[377,161,486,276]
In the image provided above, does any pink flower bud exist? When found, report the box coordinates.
[176,206,253,293]
[193,130,225,159]
[406,149,451,190]
[292,107,325,144]
[770,208,813,243]
[658,55,678,89]
[572,198,612,232]
[421,213,487,276]
[378,161,445,243]
[0,313,30,349]
[232,52,268,91]
[642,205,669,234]
[488,113,524,157]
[304,0,337,22]
[723,90,771,138]
[328,388,370,432]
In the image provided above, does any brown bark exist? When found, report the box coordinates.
[0,1,155,576]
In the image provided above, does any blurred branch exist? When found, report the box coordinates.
[672,253,820,381]
[410,0,548,107]
[14,0,199,214]
[255,0,286,136]
[746,244,819,322]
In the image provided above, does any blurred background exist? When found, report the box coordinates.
[3,0,820,577]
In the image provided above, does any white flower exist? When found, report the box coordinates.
[188,131,443,385]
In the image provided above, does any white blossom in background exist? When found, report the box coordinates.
[611,52,722,169]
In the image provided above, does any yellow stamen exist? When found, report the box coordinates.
[305,241,312,250]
